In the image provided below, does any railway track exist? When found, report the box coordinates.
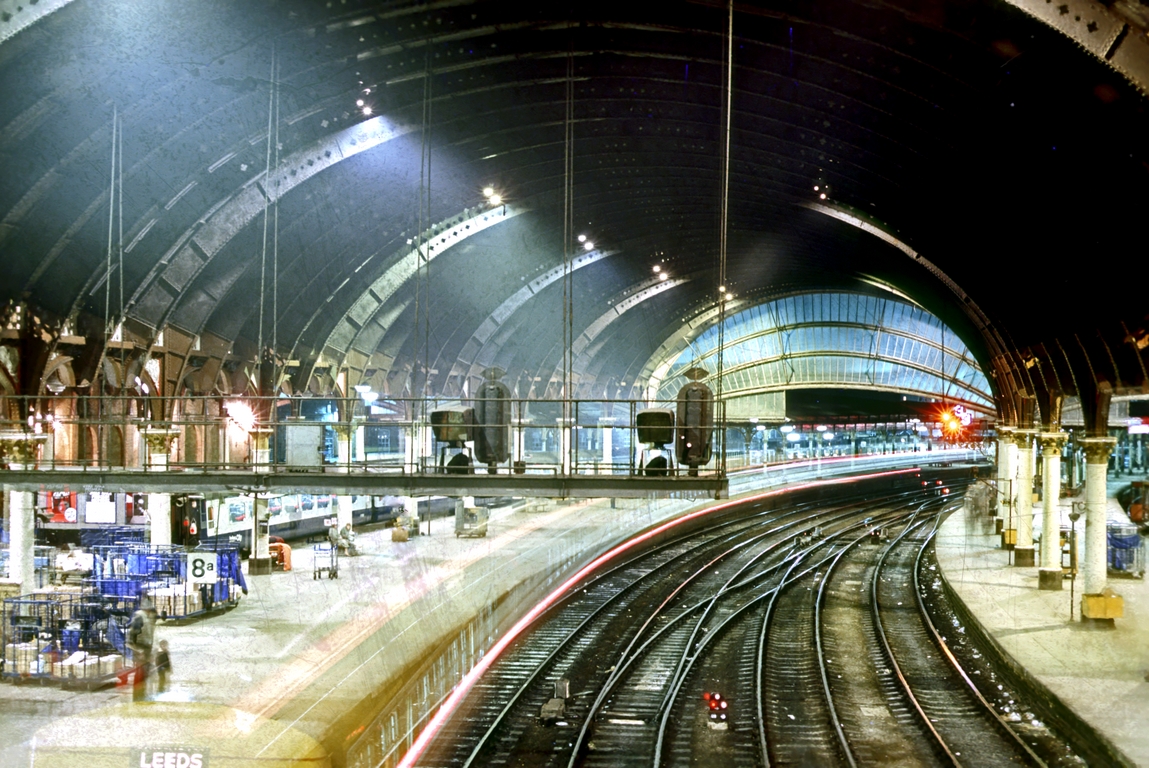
[412,469,1094,768]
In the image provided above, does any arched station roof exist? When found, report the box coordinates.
[1,0,1148,428]
[653,291,994,415]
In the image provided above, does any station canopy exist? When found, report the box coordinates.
[652,292,993,420]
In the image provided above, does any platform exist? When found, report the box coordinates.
[0,448,976,767]
[0,495,698,767]
[935,489,1149,766]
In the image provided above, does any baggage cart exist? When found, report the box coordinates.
[455,506,489,538]
[312,543,338,579]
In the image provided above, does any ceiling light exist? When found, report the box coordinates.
[483,186,495,197]
[578,234,587,243]
[488,194,502,205]
[819,193,826,199]
[659,273,668,281]
[718,285,725,293]
[357,99,364,107]
[583,241,594,251]
[814,185,819,191]
[362,106,372,116]
[653,265,661,273]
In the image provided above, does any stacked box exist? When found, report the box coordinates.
[58,650,87,678]
[99,654,123,676]
[7,642,39,675]
[148,583,205,618]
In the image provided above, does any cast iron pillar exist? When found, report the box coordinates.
[1079,437,1121,623]
[1037,432,1068,589]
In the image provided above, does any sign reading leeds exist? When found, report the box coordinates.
[187,552,218,585]
[132,748,208,767]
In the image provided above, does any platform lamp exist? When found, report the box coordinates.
[1068,501,1084,622]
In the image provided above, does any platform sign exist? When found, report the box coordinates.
[132,747,209,767]
[187,552,218,584]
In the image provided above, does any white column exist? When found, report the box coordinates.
[333,424,354,533]
[1014,431,1036,566]
[512,420,526,464]
[147,448,172,548]
[8,486,34,592]
[558,418,572,475]
[1080,437,1116,598]
[404,422,432,473]
[141,427,179,548]
[403,496,419,529]
[149,493,172,548]
[1038,433,1068,589]
[1,434,45,594]
[599,418,615,474]
[337,494,353,531]
[252,496,270,560]
[403,424,416,471]
[336,425,352,469]
[996,428,1016,526]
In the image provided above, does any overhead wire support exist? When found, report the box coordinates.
[562,23,575,413]
[422,52,432,404]
[257,48,276,398]
[103,106,116,351]
[412,45,433,411]
[100,105,117,459]
[717,0,734,469]
[272,55,281,400]
[117,104,124,373]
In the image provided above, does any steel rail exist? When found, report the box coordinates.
[565,500,922,767]
[455,503,790,767]
[451,496,852,767]
[749,501,928,768]
[870,512,962,766]
[914,519,1049,768]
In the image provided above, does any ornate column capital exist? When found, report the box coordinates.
[1036,432,1068,456]
[1010,428,1037,450]
[141,426,180,455]
[0,431,47,466]
[331,423,354,439]
[1079,436,1117,464]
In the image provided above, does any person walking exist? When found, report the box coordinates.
[126,603,156,701]
[154,639,172,694]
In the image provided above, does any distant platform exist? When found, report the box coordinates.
[0,466,728,499]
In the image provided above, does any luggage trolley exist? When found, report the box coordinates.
[455,506,489,538]
[312,543,339,579]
